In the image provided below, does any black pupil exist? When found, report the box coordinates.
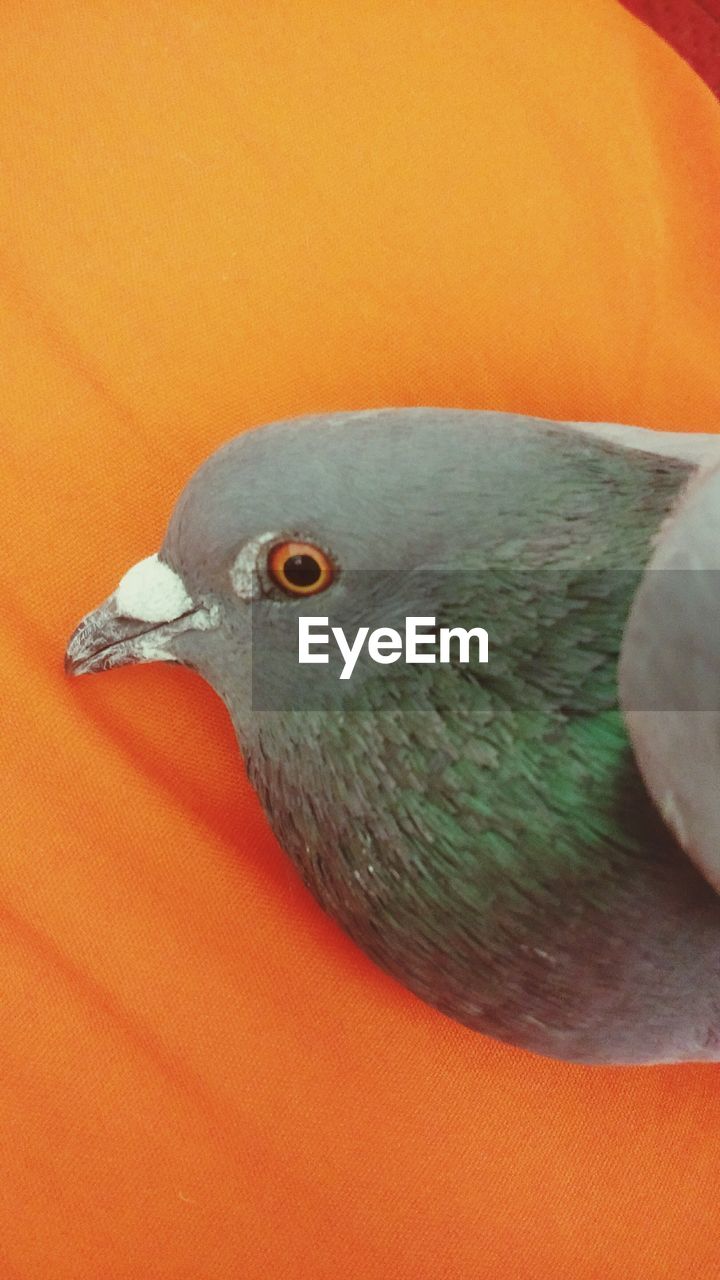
[283,553,322,588]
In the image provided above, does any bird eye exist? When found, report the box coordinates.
[267,541,334,596]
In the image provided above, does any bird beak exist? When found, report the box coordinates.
[64,552,217,677]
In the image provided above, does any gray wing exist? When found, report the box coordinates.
[619,452,720,896]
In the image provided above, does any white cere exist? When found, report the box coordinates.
[115,553,195,623]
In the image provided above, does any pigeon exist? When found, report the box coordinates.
[65,408,720,1065]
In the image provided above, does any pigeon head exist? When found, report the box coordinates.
[65,412,438,718]
[63,411,535,723]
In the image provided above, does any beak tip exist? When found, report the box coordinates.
[63,649,82,677]
[63,609,121,679]
[64,623,82,677]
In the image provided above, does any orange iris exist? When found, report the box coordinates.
[267,541,334,596]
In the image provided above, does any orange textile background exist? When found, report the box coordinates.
[2,3,720,1277]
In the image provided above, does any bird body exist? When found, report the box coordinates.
[65,409,720,1064]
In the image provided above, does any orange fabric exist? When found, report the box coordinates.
[2,3,720,1277]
